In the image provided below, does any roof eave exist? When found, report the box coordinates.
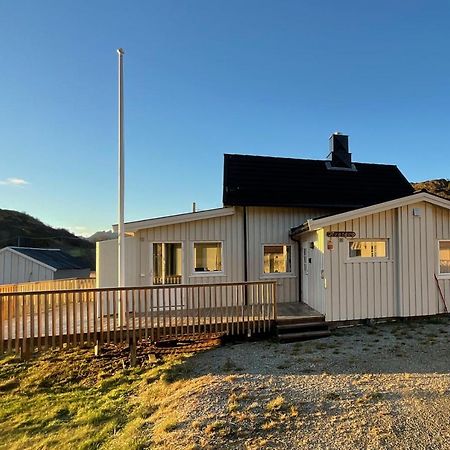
[306,192,450,230]
[5,247,58,272]
[112,207,236,233]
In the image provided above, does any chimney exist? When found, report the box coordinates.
[329,132,352,168]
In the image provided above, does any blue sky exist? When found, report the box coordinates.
[1,1,449,236]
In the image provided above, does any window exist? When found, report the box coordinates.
[263,245,292,274]
[153,243,182,285]
[193,242,222,273]
[349,240,387,259]
[439,241,450,275]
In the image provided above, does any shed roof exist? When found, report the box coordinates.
[223,154,414,209]
[6,247,89,270]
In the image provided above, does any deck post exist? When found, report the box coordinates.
[272,282,277,321]
[130,341,137,367]
[94,339,101,357]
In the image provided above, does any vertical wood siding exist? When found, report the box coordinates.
[97,211,246,291]
[141,210,245,287]
[324,209,396,321]
[322,202,450,321]
[0,250,54,285]
[246,207,331,303]
[434,205,450,309]
[97,207,333,304]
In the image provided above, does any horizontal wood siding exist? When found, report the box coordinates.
[246,207,332,303]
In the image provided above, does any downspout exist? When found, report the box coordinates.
[290,225,305,303]
[297,241,301,303]
[243,206,248,282]
[243,207,248,305]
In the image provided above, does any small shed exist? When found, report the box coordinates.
[0,247,91,285]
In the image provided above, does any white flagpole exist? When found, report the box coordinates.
[117,48,125,326]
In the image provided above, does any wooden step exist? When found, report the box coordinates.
[276,315,325,326]
[276,321,328,333]
[278,329,331,343]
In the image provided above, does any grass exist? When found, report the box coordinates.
[0,347,194,450]
[266,396,285,412]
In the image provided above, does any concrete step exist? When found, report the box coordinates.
[276,321,328,333]
[278,329,331,343]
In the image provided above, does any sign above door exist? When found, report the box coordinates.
[326,231,356,238]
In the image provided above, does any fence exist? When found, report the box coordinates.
[0,278,96,324]
[0,281,277,355]
[0,278,96,294]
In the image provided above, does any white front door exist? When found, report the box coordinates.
[301,239,325,314]
[301,241,310,303]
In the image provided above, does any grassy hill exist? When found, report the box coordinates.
[0,209,95,269]
[412,178,450,199]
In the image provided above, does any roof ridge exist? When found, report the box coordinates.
[223,153,399,167]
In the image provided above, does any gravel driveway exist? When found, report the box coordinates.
[155,316,450,450]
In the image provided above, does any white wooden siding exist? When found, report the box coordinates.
[97,206,332,303]
[246,207,332,302]
[140,210,245,286]
[320,202,450,321]
[0,249,54,284]
[97,211,245,289]
[434,204,450,307]
[96,236,138,287]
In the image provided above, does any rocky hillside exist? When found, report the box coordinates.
[412,178,450,199]
[88,230,117,243]
[0,209,95,269]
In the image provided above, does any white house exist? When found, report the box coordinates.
[97,133,450,322]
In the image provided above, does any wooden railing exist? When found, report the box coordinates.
[0,281,277,355]
[0,278,96,294]
[152,275,182,285]
[0,278,96,324]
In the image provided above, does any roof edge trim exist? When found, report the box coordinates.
[3,247,58,272]
[292,192,450,237]
[113,207,236,232]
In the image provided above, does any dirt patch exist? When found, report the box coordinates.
[147,317,450,449]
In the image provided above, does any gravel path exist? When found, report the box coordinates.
[154,316,450,449]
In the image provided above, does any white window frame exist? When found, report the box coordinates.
[347,239,389,262]
[190,240,225,277]
[261,243,295,278]
[150,241,184,286]
[438,240,450,279]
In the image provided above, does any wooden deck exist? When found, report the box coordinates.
[0,281,277,355]
[277,302,324,321]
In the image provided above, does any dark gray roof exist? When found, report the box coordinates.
[9,247,89,270]
[223,154,414,208]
